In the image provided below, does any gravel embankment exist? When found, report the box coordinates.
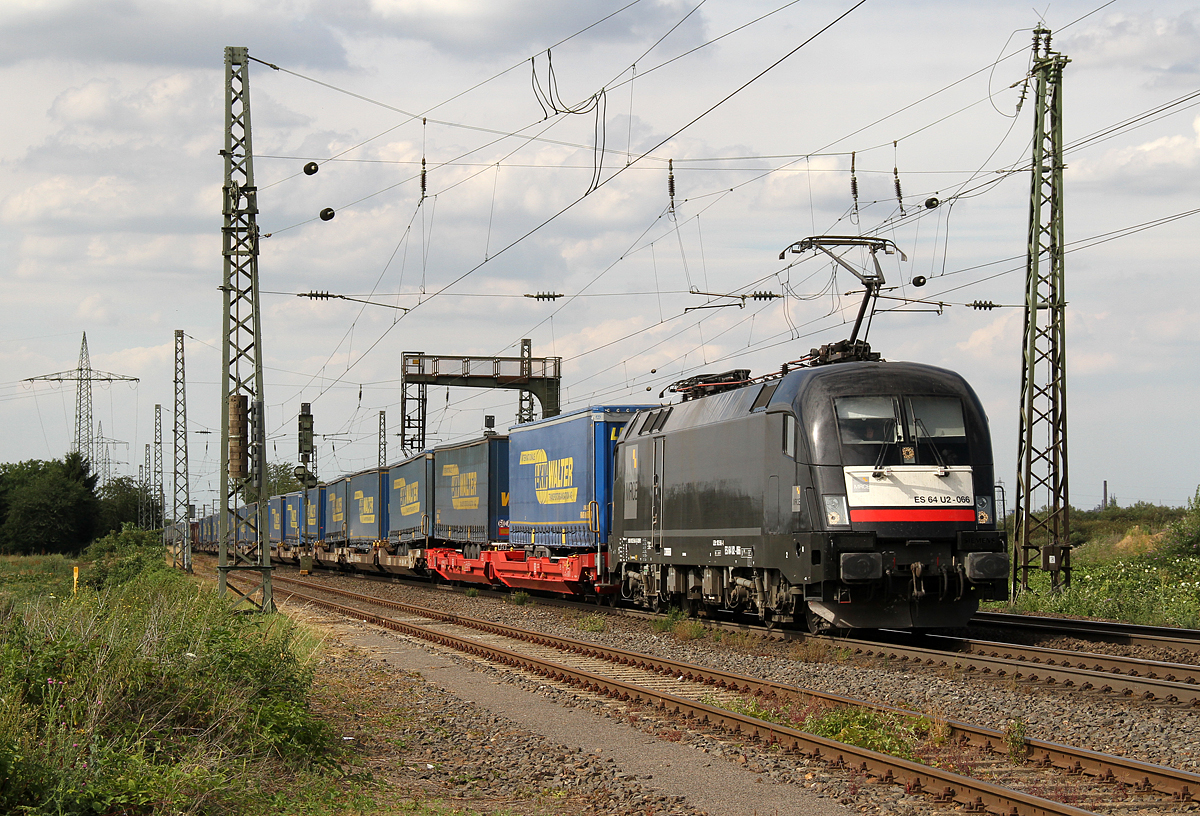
[303,572,1200,774]
[291,591,941,816]
[308,629,710,815]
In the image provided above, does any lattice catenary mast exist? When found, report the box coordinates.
[173,330,192,572]
[154,404,164,531]
[219,45,273,612]
[1014,26,1071,591]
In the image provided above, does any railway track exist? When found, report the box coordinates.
[973,611,1200,657]
[236,572,1200,816]
[838,633,1200,706]
[268,561,1200,705]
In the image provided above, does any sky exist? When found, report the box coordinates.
[1,0,1198,515]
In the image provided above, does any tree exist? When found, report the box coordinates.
[245,461,302,504]
[96,475,161,536]
[0,453,100,554]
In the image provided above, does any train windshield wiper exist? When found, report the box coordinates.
[872,418,897,477]
[914,418,947,473]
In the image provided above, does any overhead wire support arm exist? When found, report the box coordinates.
[297,290,411,312]
[684,288,780,312]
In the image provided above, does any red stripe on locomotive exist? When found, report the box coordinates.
[849,508,976,522]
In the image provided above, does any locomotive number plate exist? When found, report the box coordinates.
[842,466,973,508]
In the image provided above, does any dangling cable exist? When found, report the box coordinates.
[626,63,636,166]
[484,162,500,261]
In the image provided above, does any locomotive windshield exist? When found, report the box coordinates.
[834,395,968,465]
[835,396,902,444]
[906,396,965,440]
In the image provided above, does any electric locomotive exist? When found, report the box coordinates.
[610,348,1009,630]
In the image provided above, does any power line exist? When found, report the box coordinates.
[301,0,867,405]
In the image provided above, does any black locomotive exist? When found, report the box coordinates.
[610,350,1009,630]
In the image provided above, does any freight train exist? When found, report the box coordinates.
[197,350,1008,630]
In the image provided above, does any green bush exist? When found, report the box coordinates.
[83,524,175,591]
[0,567,334,815]
[1004,552,1200,628]
[1166,487,1200,556]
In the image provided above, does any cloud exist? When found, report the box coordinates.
[1064,11,1200,82]
[343,0,706,59]
[1069,115,1200,194]
[0,1,350,69]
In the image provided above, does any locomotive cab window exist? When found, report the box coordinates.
[906,396,967,465]
[905,396,965,439]
[834,396,902,445]
[783,414,797,458]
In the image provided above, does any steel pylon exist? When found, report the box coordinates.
[1015,26,1071,591]
[219,46,273,612]
[173,330,192,572]
[24,333,138,470]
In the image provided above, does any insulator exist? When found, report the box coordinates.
[850,151,859,206]
[420,157,427,199]
[970,300,998,310]
[303,161,319,176]
[668,158,676,203]
[893,170,904,207]
[752,291,778,300]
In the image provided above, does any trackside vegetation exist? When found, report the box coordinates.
[0,526,349,816]
[995,488,1200,627]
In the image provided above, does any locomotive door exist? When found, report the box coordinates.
[651,436,665,551]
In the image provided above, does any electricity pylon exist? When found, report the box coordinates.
[1015,26,1071,591]
[24,333,138,466]
[219,46,273,612]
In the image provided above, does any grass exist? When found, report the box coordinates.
[995,550,1200,627]
[990,492,1200,627]
[576,613,606,633]
[0,526,351,816]
[705,693,926,761]
[650,606,685,634]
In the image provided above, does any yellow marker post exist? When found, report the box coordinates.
[73,566,79,595]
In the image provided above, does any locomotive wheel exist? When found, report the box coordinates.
[804,605,829,635]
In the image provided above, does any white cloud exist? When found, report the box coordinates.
[1069,115,1200,193]
[1064,11,1200,80]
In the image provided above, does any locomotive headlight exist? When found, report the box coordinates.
[976,495,994,526]
[823,495,850,527]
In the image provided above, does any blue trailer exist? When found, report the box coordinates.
[235,503,257,547]
[268,496,284,546]
[283,492,303,546]
[508,406,654,554]
[347,468,387,553]
[388,452,434,548]
[432,435,509,553]
[304,485,325,548]
[324,477,348,547]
